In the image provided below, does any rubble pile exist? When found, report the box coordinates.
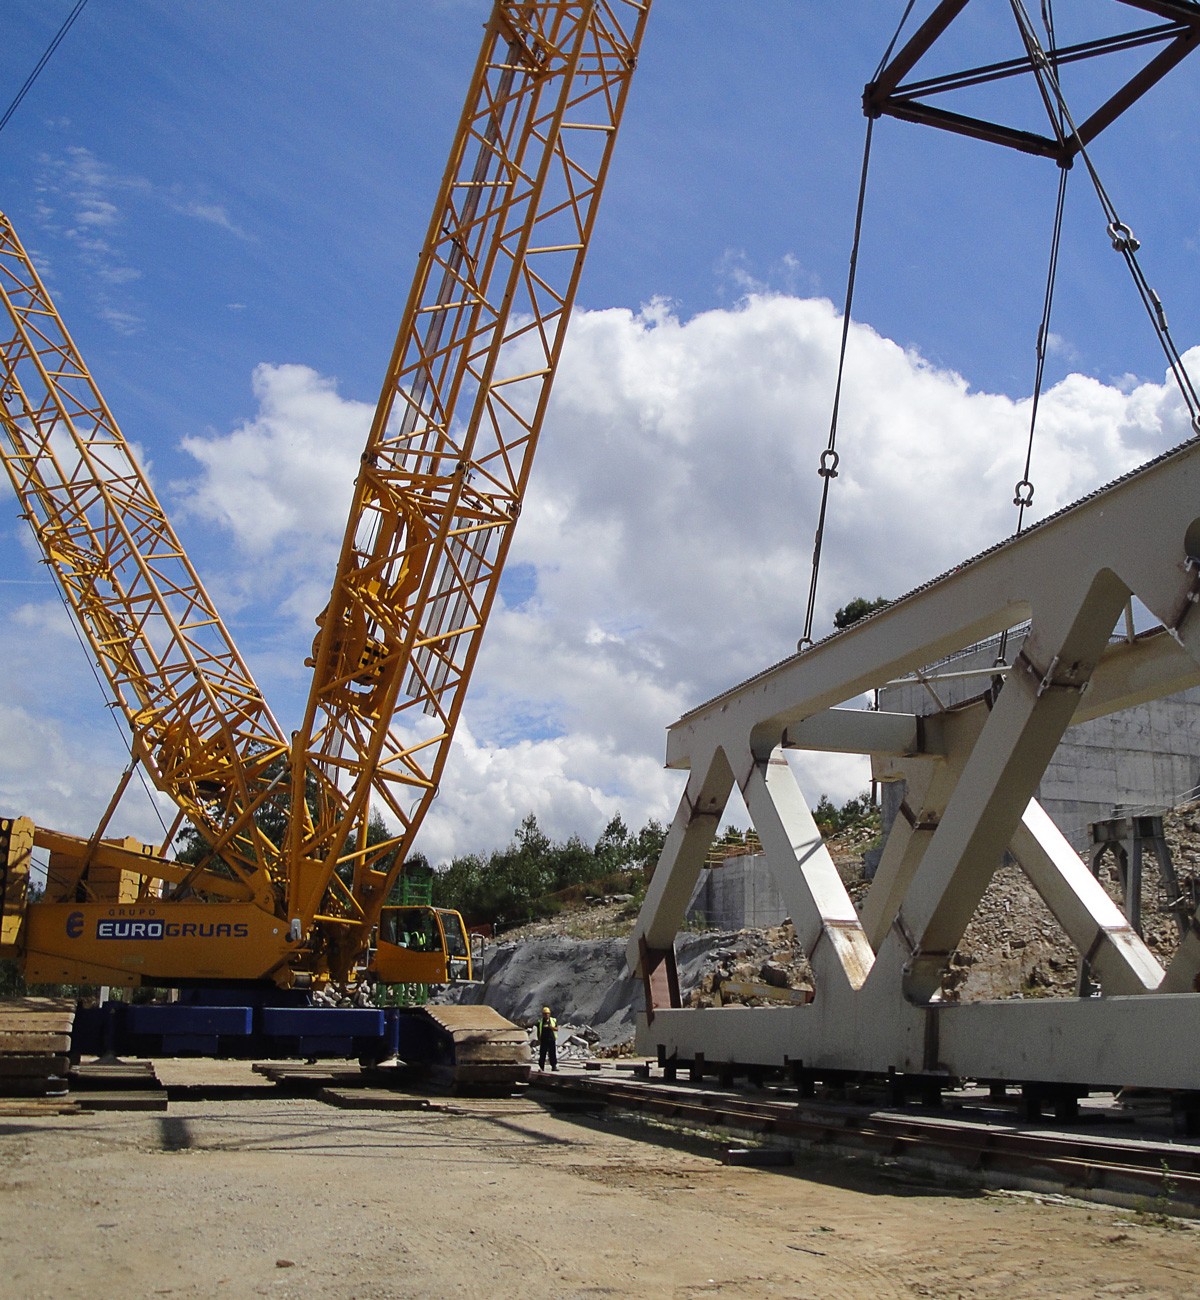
[433,931,724,1048]
[946,800,1200,1000]
[434,925,819,1051]
[944,865,1082,1000]
[529,1022,599,1065]
[312,981,377,1009]
[681,922,812,1009]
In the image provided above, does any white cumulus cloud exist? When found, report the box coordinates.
[2,297,1196,862]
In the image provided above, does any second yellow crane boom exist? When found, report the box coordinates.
[290,0,651,976]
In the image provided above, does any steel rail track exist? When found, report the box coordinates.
[533,1070,1200,1214]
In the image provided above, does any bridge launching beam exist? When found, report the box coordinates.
[629,440,1200,1090]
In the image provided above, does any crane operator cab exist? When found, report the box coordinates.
[372,905,474,985]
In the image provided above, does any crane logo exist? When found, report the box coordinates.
[96,918,165,940]
[64,912,251,940]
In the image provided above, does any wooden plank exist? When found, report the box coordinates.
[0,1054,70,1078]
[70,1062,162,1091]
[0,1098,79,1116]
[0,1076,68,1097]
[0,1002,76,1098]
[0,1032,72,1053]
[252,1063,363,1086]
[70,1060,157,1077]
[0,1013,73,1031]
[319,1088,432,1111]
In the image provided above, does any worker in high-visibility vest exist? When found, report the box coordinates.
[535,1006,558,1071]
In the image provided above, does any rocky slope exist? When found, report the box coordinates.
[437,925,815,1048]
[947,801,1200,1000]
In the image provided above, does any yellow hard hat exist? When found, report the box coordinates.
[542,1006,551,1015]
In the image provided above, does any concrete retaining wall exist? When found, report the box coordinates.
[686,853,787,931]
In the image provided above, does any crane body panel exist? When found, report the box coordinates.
[22,901,291,987]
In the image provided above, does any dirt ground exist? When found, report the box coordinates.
[2,1062,1198,1300]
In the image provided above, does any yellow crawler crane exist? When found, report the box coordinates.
[0,0,650,1080]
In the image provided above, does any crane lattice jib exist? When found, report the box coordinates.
[0,213,290,903]
[291,0,651,950]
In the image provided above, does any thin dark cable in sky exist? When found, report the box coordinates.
[0,0,90,137]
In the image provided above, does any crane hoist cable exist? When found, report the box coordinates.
[797,117,874,654]
[996,0,1200,673]
[1011,0,1068,542]
[999,0,1067,672]
[0,0,90,136]
[1011,166,1068,539]
[811,0,1199,664]
[1009,0,1200,436]
[798,0,919,652]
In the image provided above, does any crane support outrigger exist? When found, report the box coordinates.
[0,0,651,1079]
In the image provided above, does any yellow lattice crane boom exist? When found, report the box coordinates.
[292,0,650,975]
[0,0,651,1037]
[0,210,291,908]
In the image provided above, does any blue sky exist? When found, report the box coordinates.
[2,1,1199,863]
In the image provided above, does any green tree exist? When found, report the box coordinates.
[174,760,399,898]
[594,813,630,874]
[812,794,839,835]
[833,595,889,630]
[431,852,489,916]
[173,756,320,866]
[811,791,875,836]
[630,819,667,877]
[429,811,671,927]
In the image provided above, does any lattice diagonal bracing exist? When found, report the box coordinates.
[0,2,652,979]
[0,212,289,904]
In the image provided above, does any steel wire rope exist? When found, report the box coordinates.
[1013,168,1068,540]
[797,1,918,652]
[998,0,1066,670]
[1008,0,1198,663]
[0,0,90,137]
[1009,0,1200,435]
[797,120,874,652]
